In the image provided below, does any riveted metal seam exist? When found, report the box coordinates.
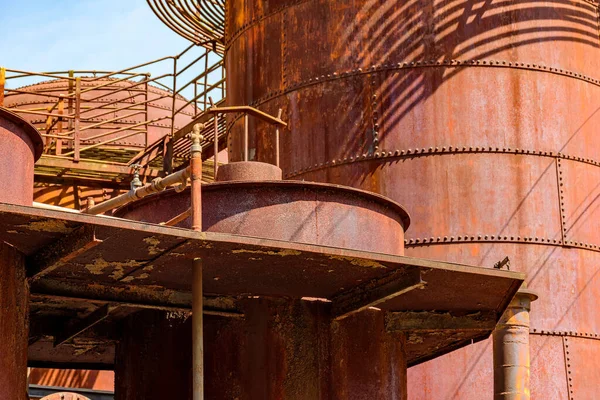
[531,329,600,340]
[404,236,600,252]
[557,158,567,245]
[282,10,288,88]
[369,74,379,151]
[563,336,574,400]
[224,0,310,49]
[403,235,563,246]
[226,58,600,132]
[283,148,600,180]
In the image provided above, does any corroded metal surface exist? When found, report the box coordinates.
[224,0,600,397]
[0,203,523,368]
[115,310,192,400]
[115,180,410,255]
[0,108,42,206]
[0,242,28,400]
[39,393,91,400]
[216,161,282,181]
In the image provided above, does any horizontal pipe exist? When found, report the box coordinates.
[84,166,191,215]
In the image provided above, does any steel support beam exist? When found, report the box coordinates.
[331,268,425,319]
[27,225,102,280]
[54,304,114,346]
[385,310,498,332]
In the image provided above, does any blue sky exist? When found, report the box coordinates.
[1,0,190,72]
[0,1,223,100]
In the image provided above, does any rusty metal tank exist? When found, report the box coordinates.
[224,0,600,398]
[0,108,43,205]
[115,166,410,255]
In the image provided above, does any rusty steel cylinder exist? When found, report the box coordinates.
[225,0,600,398]
[0,242,28,400]
[493,289,538,400]
[0,108,43,205]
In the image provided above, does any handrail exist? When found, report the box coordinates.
[0,44,225,174]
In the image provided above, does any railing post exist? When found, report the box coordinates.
[203,52,209,110]
[244,113,249,161]
[276,108,283,168]
[56,95,64,155]
[144,75,149,149]
[67,70,74,133]
[214,113,219,179]
[74,77,81,162]
[45,105,53,149]
[0,67,5,107]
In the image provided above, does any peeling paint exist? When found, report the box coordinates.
[84,257,144,278]
[143,236,165,256]
[407,334,424,344]
[17,219,71,233]
[329,255,387,269]
[232,248,302,256]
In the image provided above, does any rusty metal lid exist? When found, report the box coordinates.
[0,107,43,161]
[116,179,412,229]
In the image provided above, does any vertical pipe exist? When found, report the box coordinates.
[493,288,538,400]
[192,257,204,400]
[190,123,204,400]
[0,67,5,107]
[213,112,219,179]
[243,114,249,161]
[74,77,81,162]
[190,123,203,231]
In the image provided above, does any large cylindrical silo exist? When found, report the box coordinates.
[225,0,600,398]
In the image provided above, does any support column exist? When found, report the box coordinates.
[493,288,538,400]
[0,242,29,400]
[204,298,407,400]
[114,310,192,400]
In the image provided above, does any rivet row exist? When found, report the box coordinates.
[403,236,561,246]
[283,146,600,179]
[532,329,600,339]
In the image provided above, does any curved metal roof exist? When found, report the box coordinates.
[147,0,225,53]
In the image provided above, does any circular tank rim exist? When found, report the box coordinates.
[0,107,44,161]
[115,179,412,229]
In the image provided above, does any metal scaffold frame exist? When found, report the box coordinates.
[0,44,226,189]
